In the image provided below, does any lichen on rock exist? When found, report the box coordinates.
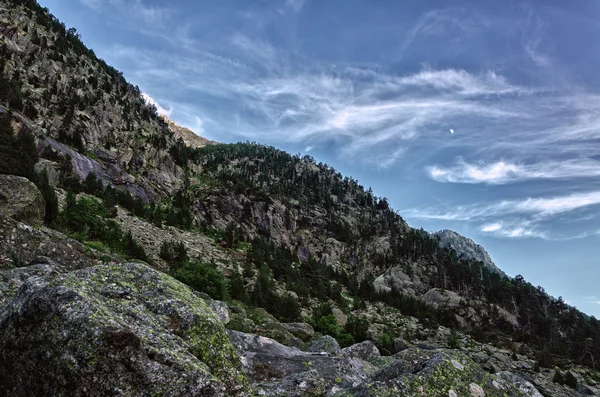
[0,262,249,396]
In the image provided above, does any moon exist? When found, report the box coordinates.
[450,129,454,134]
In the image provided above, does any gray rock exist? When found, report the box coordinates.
[350,348,545,397]
[0,214,113,270]
[209,300,230,324]
[495,371,544,397]
[307,335,342,356]
[0,262,249,396]
[341,340,381,361]
[423,288,464,310]
[332,307,348,326]
[280,322,315,341]
[394,337,409,353]
[228,330,372,396]
[434,229,505,276]
[0,175,45,226]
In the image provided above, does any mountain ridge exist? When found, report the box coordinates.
[0,0,599,395]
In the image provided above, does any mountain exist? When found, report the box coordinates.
[0,1,599,395]
[434,229,505,276]
[160,116,216,149]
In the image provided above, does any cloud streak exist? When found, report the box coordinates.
[428,158,600,184]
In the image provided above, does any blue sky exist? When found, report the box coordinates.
[40,0,600,317]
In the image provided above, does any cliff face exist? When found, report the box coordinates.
[160,116,216,149]
[434,229,505,276]
[0,0,206,200]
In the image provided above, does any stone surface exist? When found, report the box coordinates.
[434,229,505,276]
[0,214,112,271]
[332,307,348,326]
[307,335,342,356]
[0,174,45,226]
[0,262,249,396]
[208,299,230,324]
[394,337,410,353]
[341,340,381,361]
[228,330,372,396]
[280,322,315,341]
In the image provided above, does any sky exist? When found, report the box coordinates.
[39,0,600,317]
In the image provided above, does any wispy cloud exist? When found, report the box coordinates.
[428,158,600,184]
[405,190,600,239]
[407,190,600,221]
[480,221,546,239]
[285,0,307,13]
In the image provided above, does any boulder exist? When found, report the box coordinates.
[0,257,64,304]
[0,214,112,270]
[0,174,45,226]
[349,348,545,397]
[208,300,230,324]
[280,322,315,341]
[228,330,372,396]
[332,307,348,326]
[341,340,381,361]
[495,371,544,397]
[0,262,249,396]
[307,335,342,356]
[423,288,464,310]
[394,337,409,353]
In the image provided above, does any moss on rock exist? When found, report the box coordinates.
[0,262,250,396]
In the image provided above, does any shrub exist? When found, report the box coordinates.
[447,330,461,349]
[159,240,188,272]
[173,261,229,301]
[376,331,396,356]
[345,315,370,343]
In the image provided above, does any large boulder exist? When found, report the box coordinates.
[341,340,381,361]
[423,288,464,310]
[0,262,249,396]
[228,330,372,396]
[0,174,45,226]
[350,348,544,397]
[0,214,111,270]
[307,335,342,356]
[280,322,315,341]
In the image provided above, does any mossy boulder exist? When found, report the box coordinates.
[307,335,342,356]
[0,262,250,396]
[348,348,542,397]
[0,175,45,226]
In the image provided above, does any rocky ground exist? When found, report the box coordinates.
[1,175,599,396]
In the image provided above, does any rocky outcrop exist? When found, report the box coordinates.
[228,328,546,396]
[423,288,464,310]
[0,174,45,226]
[0,262,249,396]
[434,229,505,275]
[0,213,112,271]
[228,330,373,396]
[161,116,216,148]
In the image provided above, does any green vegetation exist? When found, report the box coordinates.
[0,111,59,224]
[58,192,149,262]
[172,261,229,301]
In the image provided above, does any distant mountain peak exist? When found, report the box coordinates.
[161,116,217,149]
[434,229,506,276]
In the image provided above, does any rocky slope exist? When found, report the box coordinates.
[434,229,505,276]
[1,0,600,395]
[161,116,216,149]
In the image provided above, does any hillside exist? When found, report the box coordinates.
[434,229,505,276]
[0,0,599,396]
